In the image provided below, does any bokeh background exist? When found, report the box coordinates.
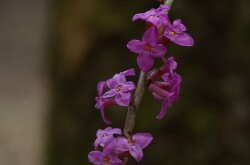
[0,0,250,164]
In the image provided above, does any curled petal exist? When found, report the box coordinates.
[132,13,147,21]
[88,151,103,164]
[97,81,106,96]
[122,68,135,77]
[156,97,171,120]
[142,26,157,45]
[114,92,131,106]
[151,44,167,57]
[127,40,144,54]
[100,107,111,125]
[137,53,154,72]
[129,145,143,162]
[133,133,153,149]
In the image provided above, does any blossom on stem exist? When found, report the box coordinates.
[163,19,194,46]
[88,149,123,165]
[94,127,121,149]
[103,69,136,106]
[132,5,170,28]
[116,133,153,162]
[95,69,136,124]
[148,57,182,119]
[127,27,167,72]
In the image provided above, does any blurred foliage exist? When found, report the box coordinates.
[46,0,250,164]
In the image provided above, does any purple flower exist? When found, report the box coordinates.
[116,133,153,162]
[148,57,182,119]
[88,149,123,165]
[94,127,122,149]
[103,69,136,106]
[95,69,136,124]
[127,27,167,72]
[163,19,194,46]
[132,5,170,28]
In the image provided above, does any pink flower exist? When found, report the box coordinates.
[95,69,136,124]
[103,69,136,106]
[132,5,170,28]
[94,127,121,149]
[88,149,123,165]
[127,27,167,72]
[163,19,194,46]
[116,133,153,162]
[148,57,182,119]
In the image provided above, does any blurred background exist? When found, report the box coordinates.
[0,0,250,164]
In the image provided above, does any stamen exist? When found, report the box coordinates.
[103,156,110,164]
[143,44,151,51]
[170,31,175,36]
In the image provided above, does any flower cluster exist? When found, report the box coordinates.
[95,69,136,124]
[128,4,194,72]
[88,127,153,164]
[89,1,194,164]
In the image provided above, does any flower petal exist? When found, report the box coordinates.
[121,82,136,92]
[170,33,194,47]
[137,53,154,72]
[151,44,167,57]
[88,151,103,164]
[173,19,187,32]
[129,145,143,162]
[156,97,171,120]
[127,40,144,54]
[142,26,157,45]
[116,137,130,151]
[100,107,111,125]
[148,16,162,28]
[107,74,126,89]
[114,92,131,106]
[97,81,106,96]
[132,13,147,21]
[122,68,135,77]
[108,128,122,135]
[132,133,153,149]
[102,89,117,99]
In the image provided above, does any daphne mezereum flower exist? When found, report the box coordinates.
[94,127,121,149]
[132,4,169,28]
[95,69,136,124]
[127,27,167,72]
[163,19,194,47]
[148,57,182,119]
[116,133,153,162]
[88,149,123,165]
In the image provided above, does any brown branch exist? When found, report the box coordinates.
[123,71,147,138]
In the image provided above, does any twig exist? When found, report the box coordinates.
[122,0,174,164]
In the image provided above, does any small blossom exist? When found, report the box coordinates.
[163,19,194,46]
[148,57,182,119]
[88,149,123,165]
[103,70,136,106]
[116,133,153,162]
[94,127,122,149]
[132,5,170,28]
[127,27,167,72]
[95,69,136,124]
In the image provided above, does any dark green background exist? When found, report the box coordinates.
[47,0,250,164]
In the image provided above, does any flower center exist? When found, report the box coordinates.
[143,44,151,51]
[128,139,135,147]
[116,86,122,92]
[170,31,175,36]
[103,156,110,164]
